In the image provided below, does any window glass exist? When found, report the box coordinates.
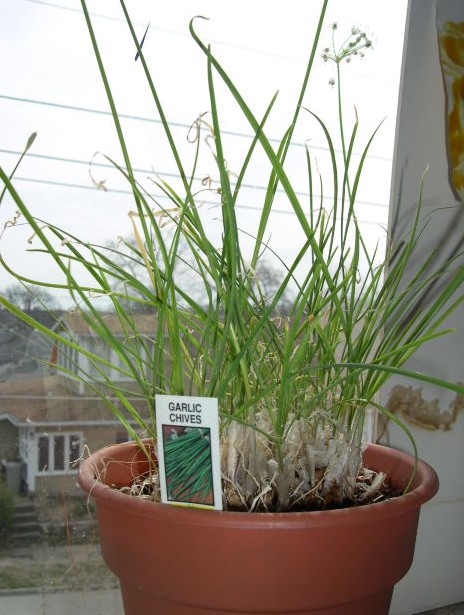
[69,435,82,465]
[38,435,49,472]
[54,436,65,472]
[0,2,408,613]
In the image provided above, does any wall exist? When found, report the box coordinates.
[382,1,464,613]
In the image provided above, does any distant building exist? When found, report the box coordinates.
[0,311,155,495]
[55,311,157,395]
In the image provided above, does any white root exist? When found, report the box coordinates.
[358,470,386,502]
[219,411,390,511]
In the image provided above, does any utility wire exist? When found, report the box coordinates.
[0,94,326,153]
[20,0,294,60]
[20,0,145,25]
[0,148,389,211]
[0,93,188,131]
[0,94,393,162]
[10,176,315,214]
[9,176,388,227]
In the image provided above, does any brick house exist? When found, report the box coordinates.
[0,311,155,495]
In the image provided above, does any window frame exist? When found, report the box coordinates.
[36,431,83,476]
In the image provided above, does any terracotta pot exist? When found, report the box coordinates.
[78,441,438,615]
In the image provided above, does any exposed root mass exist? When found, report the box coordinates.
[115,417,401,512]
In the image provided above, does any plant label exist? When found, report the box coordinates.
[155,394,222,510]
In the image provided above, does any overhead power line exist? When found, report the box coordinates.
[0,147,388,210]
[20,0,294,61]
[0,93,329,153]
[9,176,315,214]
[0,93,189,131]
[0,94,393,162]
[8,176,389,227]
[21,0,146,26]
[0,148,389,213]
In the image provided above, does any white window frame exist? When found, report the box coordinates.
[37,431,83,475]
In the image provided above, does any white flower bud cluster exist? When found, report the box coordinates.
[321,24,374,86]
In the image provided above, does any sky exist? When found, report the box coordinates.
[0,0,408,302]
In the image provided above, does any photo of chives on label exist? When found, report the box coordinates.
[163,426,214,505]
[155,395,222,510]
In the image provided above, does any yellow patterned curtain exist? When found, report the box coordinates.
[438,17,464,201]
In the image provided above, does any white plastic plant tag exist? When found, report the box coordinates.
[155,394,222,510]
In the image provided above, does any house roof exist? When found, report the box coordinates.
[0,373,69,422]
[0,412,127,428]
[61,311,156,336]
[0,308,57,368]
[0,371,148,424]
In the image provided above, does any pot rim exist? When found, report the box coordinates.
[78,440,439,528]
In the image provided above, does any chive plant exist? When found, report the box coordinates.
[0,0,463,511]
